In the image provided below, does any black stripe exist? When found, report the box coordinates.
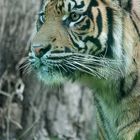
[130,15,140,39]
[118,115,140,135]
[57,1,64,12]
[70,31,79,41]
[69,32,84,51]
[118,65,138,101]
[76,1,85,9]
[83,0,98,20]
[94,96,113,140]
[119,78,126,99]
[89,0,98,7]
[118,0,132,12]
[71,0,85,9]
[74,16,86,26]
[126,0,132,11]
[83,36,102,50]
[106,7,114,58]
[96,8,103,38]
[73,30,87,36]
[80,19,91,30]
[69,31,87,51]
[100,0,107,5]
[68,3,71,12]
[69,34,79,49]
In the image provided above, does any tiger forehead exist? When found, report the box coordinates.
[43,0,91,12]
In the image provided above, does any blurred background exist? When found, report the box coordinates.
[0,0,96,140]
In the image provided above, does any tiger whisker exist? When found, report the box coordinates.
[25,66,32,74]
[65,60,103,79]
[71,55,122,64]
[72,53,122,61]
[63,63,76,74]
[72,61,104,79]
[56,64,63,77]
[65,57,120,79]
[18,58,33,75]
[18,60,31,70]
[22,64,32,75]
[68,57,120,73]
[67,57,110,68]
[67,56,123,75]
[85,62,121,74]
[82,61,122,77]
[71,54,123,63]
[58,64,68,73]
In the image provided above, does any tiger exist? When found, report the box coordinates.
[28,0,140,139]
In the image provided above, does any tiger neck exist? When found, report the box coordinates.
[79,60,138,107]
[78,58,138,139]
[80,75,121,105]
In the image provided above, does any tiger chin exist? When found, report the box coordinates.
[28,0,140,140]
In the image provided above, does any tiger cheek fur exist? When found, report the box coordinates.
[29,0,140,140]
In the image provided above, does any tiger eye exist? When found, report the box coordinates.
[70,12,81,21]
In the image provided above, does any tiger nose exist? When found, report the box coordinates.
[31,44,51,58]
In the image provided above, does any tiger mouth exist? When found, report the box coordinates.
[44,53,73,59]
[40,53,73,65]
[29,52,76,75]
[29,52,73,65]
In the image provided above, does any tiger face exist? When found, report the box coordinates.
[29,0,123,84]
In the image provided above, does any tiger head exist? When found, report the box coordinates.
[29,0,127,85]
